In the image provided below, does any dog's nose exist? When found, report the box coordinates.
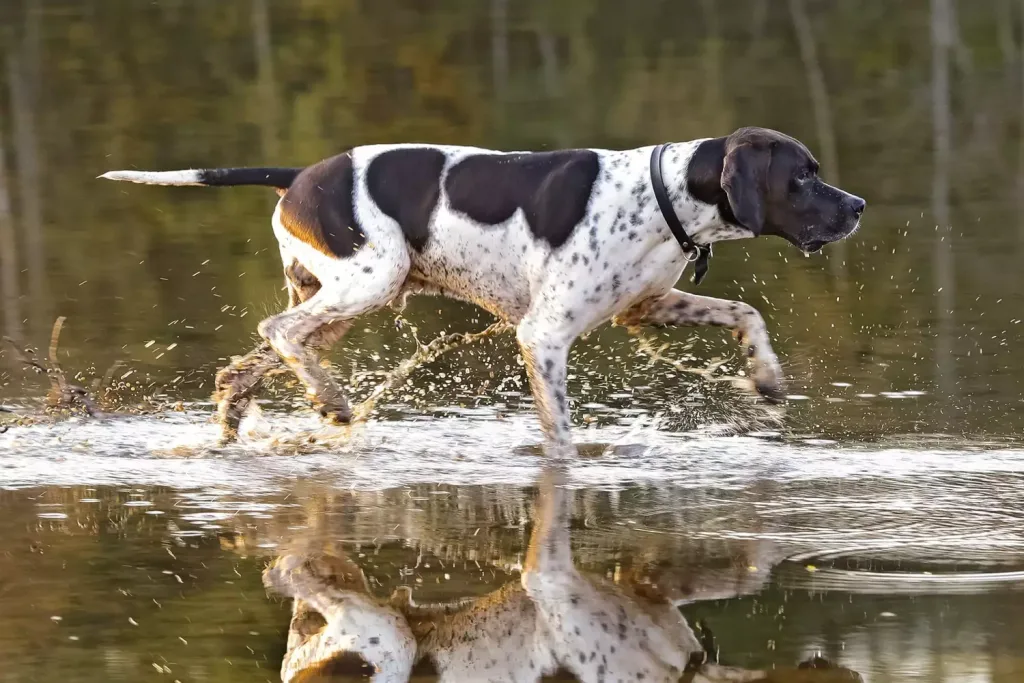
[846,195,866,217]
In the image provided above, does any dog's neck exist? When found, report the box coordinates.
[659,139,754,247]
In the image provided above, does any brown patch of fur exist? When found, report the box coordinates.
[277,153,366,259]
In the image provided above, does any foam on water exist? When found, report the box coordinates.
[2,406,1023,493]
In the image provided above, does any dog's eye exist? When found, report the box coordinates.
[797,168,815,182]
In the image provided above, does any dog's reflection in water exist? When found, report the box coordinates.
[262,469,862,683]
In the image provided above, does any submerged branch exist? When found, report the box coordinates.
[4,316,104,418]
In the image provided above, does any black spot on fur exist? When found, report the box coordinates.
[279,153,366,258]
[366,148,446,252]
[630,177,646,199]
[686,136,744,228]
[445,150,601,249]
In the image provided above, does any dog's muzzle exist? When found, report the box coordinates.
[802,193,865,252]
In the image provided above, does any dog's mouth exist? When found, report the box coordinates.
[797,218,861,254]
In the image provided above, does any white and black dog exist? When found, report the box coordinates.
[101,127,864,450]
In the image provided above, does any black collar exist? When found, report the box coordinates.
[650,143,712,285]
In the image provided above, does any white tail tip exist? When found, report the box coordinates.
[98,169,205,186]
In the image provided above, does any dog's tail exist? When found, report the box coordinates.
[98,166,302,192]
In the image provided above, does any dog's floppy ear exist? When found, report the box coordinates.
[721,142,768,235]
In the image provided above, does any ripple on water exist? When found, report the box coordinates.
[6,407,1017,601]
[778,548,1024,595]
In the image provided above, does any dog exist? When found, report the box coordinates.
[261,466,863,682]
[100,127,864,449]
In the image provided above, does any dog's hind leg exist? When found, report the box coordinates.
[213,342,284,440]
[213,260,325,441]
[257,252,410,423]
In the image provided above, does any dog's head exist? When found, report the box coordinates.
[688,126,864,252]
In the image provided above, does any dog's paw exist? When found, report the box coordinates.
[318,404,352,425]
[304,386,352,425]
[216,394,252,439]
[750,355,786,402]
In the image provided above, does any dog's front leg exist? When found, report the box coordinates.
[615,289,785,399]
[516,316,576,455]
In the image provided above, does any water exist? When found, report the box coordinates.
[3,1,1024,681]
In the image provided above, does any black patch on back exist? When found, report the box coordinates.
[685,137,742,227]
[445,150,601,249]
[279,153,367,258]
[365,148,447,252]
